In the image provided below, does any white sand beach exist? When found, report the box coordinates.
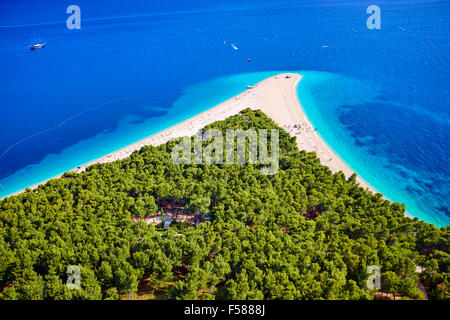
[7,73,375,197]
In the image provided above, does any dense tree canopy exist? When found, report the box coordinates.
[0,109,448,300]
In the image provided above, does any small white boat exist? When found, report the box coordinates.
[231,43,239,50]
[246,85,254,89]
[29,43,46,50]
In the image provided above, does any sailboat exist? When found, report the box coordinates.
[29,43,46,50]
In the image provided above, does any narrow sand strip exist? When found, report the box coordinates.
[5,73,375,198]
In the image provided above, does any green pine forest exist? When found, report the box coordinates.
[0,109,448,300]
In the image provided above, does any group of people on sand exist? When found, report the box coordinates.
[284,122,317,136]
[283,123,334,163]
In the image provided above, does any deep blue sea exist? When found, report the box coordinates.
[0,0,448,227]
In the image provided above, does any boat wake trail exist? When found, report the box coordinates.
[0,94,154,162]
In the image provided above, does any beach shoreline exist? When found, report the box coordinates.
[3,73,377,198]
